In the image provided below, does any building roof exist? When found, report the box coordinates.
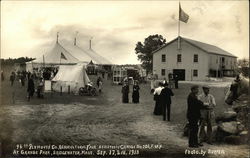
[153,36,237,58]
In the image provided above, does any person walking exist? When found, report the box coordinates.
[10,72,15,86]
[160,82,174,121]
[153,82,164,115]
[150,78,156,93]
[1,70,4,81]
[122,81,129,103]
[37,78,44,98]
[174,74,179,89]
[27,75,35,101]
[187,85,204,148]
[98,80,103,93]
[20,73,25,87]
[96,76,101,87]
[96,76,103,93]
[168,73,174,89]
[198,86,216,144]
[132,81,140,103]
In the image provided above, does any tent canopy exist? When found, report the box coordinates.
[63,43,92,64]
[65,43,112,65]
[52,63,90,93]
[83,48,112,65]
[29,42,79,64]
[26,40,112,71]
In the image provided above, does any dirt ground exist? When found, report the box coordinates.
[0,75,249,158]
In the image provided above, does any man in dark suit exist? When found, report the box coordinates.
[187,85,204,148]
[160,82,174,121]
[122,81,129,103]
[174,74,179,89]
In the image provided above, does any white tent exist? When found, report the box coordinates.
[26,42,79,72]
[82,48,112,65]
[64,42,112,65]
[63,40,112,65]
[52,63,90,93]
[34,42,79,64]
[63,43,92,64]
[26,39,112,72]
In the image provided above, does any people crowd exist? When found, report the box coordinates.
[150,74,217,148]
[121,78,141,104]
[187,85,216,147]
[6,67,59,101]
[6,67,218,148]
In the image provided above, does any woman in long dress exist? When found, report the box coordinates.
[27,75,35,101]
[132,81,140,103]
[122,81,129,103]
[153,82,164,115]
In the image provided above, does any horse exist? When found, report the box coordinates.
[225,74,249,105]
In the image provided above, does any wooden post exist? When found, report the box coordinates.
[51,84,53,98]
[60,86,62,96]
[191,69,193,81]
[68,85,70,94]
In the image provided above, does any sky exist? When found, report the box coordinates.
[1,0,249,64]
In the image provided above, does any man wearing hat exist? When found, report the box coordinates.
[160,82,174,121]
[198,85,216,144]
[187,85,204,148]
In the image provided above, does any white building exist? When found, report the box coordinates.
[152,36,237,81]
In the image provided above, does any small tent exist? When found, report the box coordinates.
[52,63,90,93]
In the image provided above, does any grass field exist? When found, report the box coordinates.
[0,74,249,158]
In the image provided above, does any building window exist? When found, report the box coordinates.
[161,69,166,76]
[194,54,198,62]
[161,54,166,62]
[193,70,198,77]
[177,54,182,62]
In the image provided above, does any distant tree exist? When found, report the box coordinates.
[0,57,35,66]
[135,34,166,74]
[237,58,249,77]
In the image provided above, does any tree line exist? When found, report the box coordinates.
[1,57,35,66]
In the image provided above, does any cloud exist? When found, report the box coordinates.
[192,7,204,15]
[1,0,249,63]
[207,21,223,31]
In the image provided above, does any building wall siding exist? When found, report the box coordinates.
[153,40,209,81]
[209,54,237,70]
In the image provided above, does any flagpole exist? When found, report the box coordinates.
[178,18,180,37]
[178,1,180,37]
[178,2,181,49]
